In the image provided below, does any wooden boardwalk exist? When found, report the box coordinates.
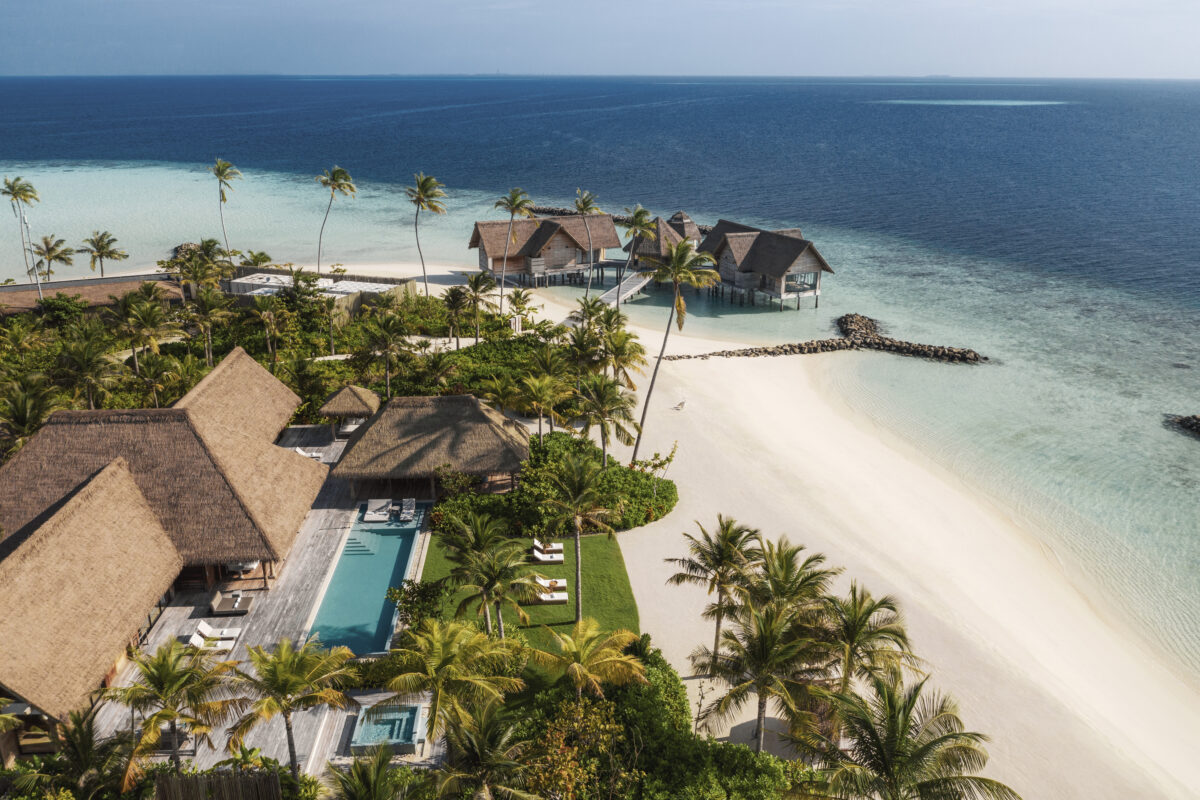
[94,428,364,775]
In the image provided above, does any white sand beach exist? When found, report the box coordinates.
[86,259,1200,798]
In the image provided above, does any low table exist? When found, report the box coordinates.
[210,593,255,616]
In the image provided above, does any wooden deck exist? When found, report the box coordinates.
[94,427,368,775]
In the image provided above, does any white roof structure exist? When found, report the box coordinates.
[229,273,397,298]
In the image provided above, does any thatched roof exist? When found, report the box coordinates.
[667,211,702,242]
[700,220,833,279]
[320,385,381,418]
[469,214,621,258]
[0,350,326,566]
[176,347,300,443]
[0,279,183,317]
[334,395,530,481]
[0,459,182,719]
[622,217,684,259]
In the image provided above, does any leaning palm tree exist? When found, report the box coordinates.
[801,677,1021,800]
[450,542,544,638]
[79,231,128,278]
[573,373,637,467]
[316,166,356,273]
[665,515,760,677]
[32,234,74,280]
[615,204,656,307]
[435,700,538,800]
[3,176,40,296]
[694,602,827,753]
[631,240,718,461]
[520,374,567,443]
[529,618,645,701]
[573,189,602,299]
[443,285,470,349]
[106,640,241,773]
[328,745,424,800]
[493,188,535,314]
[227,637,357,781]
[405,172,447,298]
[0,373,62,452]
[465,271,498,344]
[373,619,523,741]
[360,313,408,398]
[210,158,242,254]
[543,453,613,623]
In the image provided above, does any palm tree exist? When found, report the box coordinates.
[603,328,647,389]
[240,250,273,268]
[493,188,535,314]
[569,295,606,330]
[249,295,280,359]
[128,300,178,372]
[138,352,174,408]
[631,240,718,461]
[574,374,637,467]
[435,700,537,800]
[529,342,568,382]
[544,453,613,623]
[0,372,61,452]
[107,640,241,773]
[443,285,470,349]
[439,511,510,564]
[422,350,457,393]
[827,583,914,697]
[32,234,75,280]
[480,373,522,415]
[316,166,356,273]
[3,176,40,297]
[573,189,601,299]
[694,603,826,753]
[373,619,523,741]
[361,313,408,398]
[0,316,45,365]
[465,271,498,344]
[328,745,423,800]
[211,158,242,254]
[665,515,759,677]
[167,352,207,399]
[506,288,533,326]
[79,231,128,278]
[10,707,141,798]
[450,542,543,638]
[529,618,645,701]
[563,325,602,382]
[0,696,18,733]
[520,374,567,443]
[228,637,357,780]
[803,677,1021,800]
[737,536,840,618]
[405,173,447,298]
[176,238,230,299]
[186,287,234,367]
[56,335,121,410]
[616,204,656,308]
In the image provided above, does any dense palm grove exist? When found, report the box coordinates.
[1,172,1017,800]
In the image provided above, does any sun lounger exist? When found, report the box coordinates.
[197,620,242,640]
[363,498,392,522]
[535,576,568,591]
[187,632,235,652]
[397,497,417,521]
[532,537,563,554]
[530,549,564,564]
[293,447,324,461]
[535,591,568,605]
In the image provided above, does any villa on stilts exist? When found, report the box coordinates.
[468,213,621,288]
[698,220,834,310]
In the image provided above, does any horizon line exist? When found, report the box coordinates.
[1,72,1199,82]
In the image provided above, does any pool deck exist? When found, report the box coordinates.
[94,426,376,775]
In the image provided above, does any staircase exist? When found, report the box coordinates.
[343,531,379,556]
[598,272,653,306]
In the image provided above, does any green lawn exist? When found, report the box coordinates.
[420,533,640,650]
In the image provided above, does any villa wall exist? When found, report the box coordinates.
[539,231,584,269]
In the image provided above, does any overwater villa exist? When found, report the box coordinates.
[699,219,834,309]
[0,348,326,765]
[624,211,703,269]
[469,213,621,286]
[333,395,530,498]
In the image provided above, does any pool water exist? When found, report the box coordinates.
[308,504,426,655]
[350,706,424,755]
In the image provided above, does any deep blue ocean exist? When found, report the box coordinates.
[1,76,1197,677]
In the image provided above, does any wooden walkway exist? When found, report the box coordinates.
[597,271,652,305]
[94,428,363,775]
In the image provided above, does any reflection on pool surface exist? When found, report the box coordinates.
[308,503,427,655]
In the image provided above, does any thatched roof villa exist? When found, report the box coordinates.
[469,214,621,287]
[333,395,529,498]
[319,385,381,439]
[623,214,693,268]
[699,220,834,309]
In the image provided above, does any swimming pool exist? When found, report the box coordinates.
[350,705,425,755]
[308,503,427,655]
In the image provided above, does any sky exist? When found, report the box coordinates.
[1,0,1197,79]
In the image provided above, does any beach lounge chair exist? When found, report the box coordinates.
[534,591,568,605]
[363,498,392,522]
[187,632,234,652]
[530,548,564,564]
[532,537,563,554]
[197,620,242,641]
[535,576,568,591]
[398,497,417,522]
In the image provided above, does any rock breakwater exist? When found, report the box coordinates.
[664,313,986,364]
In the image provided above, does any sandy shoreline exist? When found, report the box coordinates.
[39,259,1200,797]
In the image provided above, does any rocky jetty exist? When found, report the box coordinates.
[1168,415,1200,438]
[171,242,202,260]
[665,313,985,364]
[530,206,714,235]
